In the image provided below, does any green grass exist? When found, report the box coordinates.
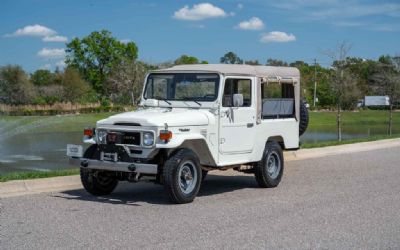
[0,112,117,134]
[302,134,400,148]
[308,110,400,128]
[0,168,79,182]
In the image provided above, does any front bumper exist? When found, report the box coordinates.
[69,157,158,175]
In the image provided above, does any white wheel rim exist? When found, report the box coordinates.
[178,160,198,194]
[266,151,281,179]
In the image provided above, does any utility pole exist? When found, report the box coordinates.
[313,58,317,107]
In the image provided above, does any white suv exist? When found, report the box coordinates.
[68,64,308,204]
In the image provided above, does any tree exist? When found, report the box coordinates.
[372,55,400,135]
[106,61,149,104]
[174,55,199,65]
[326,42,360,141]
[220,52,243,64]
[62,67,93,103]
[244,60,261,65]
[266,59,288,66]
[31,69,53,86]
[0,65,36,104]
[65,30,138,95]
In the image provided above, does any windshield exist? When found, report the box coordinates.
[144,73,220,102]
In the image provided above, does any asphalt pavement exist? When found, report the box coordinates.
[1,146,400,249]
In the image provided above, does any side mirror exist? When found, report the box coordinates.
[233,94,244,107]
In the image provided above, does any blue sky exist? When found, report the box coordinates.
[1,0,399,72]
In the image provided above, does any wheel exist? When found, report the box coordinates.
[202,170,208,181]
[254,141,284,188]
[299,100,309,136]
[80,168,118,196]
[80,145,118,196]
[163,149,202,204]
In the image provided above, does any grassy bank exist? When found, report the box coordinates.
[302,134,400,148]
[0,168,79,182]
[308,110,400,127]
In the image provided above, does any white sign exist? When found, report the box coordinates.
[66,144,83,158]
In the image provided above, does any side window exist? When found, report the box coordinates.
[262,83,295,119]
[222,79,252,107]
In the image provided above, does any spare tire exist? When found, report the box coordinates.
[299,100,309,136]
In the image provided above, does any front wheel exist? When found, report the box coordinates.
[163,149,202,204]
[80,169,118,196]
[254,141,284,188]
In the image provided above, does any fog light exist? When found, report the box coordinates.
[143,132,154,146]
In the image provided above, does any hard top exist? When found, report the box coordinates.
[152,64,300,78]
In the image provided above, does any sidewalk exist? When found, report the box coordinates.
[1,138,399,198]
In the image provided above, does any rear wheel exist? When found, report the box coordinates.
[80,169,118,196]
[163,149,202,204]
[254,141,284,188]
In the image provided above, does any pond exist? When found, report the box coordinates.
[0,113,399,175]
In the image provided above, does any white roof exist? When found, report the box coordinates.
[153,64,300,78]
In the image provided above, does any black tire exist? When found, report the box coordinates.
[80,168,118,196]
[202,170,208,181]
[299,100,309,136]
[163,149,202,204]
[254,141,284,188]
[80,145,118,196]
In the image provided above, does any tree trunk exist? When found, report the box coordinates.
[388,103,393,135]
[337,104,342,141]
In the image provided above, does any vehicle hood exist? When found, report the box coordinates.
[97,108,210,127]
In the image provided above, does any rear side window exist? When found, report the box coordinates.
[261,83,295,119]
[222,79,252,107]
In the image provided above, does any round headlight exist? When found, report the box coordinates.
[96,130,107,144]
[143,132,154,146]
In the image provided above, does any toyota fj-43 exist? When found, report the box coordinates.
[67,64,308,203]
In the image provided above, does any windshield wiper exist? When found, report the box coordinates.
[153,97,171,105]
[183,97,202,106]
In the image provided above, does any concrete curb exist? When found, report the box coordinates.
[1,138,399,198]
[0,175,81,198]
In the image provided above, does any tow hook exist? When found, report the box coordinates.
[81,160,89,168]
[128,164,136,172]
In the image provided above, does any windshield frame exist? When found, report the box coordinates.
[143,72,220,102]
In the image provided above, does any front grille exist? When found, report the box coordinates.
[122,132,141,145]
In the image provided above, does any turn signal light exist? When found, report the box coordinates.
[84,128,94,137]
[159,130,172,141]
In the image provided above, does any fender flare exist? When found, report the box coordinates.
[156,134,216,167]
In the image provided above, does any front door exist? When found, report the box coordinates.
[219,77,256,155]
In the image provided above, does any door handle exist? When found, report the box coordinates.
[247,123,254,128]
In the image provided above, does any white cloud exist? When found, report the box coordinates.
[237,3,243,10]
[37,48,66,59]
[236,17,264,30]
[6,24,56,37]
[42,35,68,42]
[40,64,52,70]
[56,60,66,68]
[173,3,227,21]
[260,31,296,43]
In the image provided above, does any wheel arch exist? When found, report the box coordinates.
[163,139,216,166]
[267,135,285,149]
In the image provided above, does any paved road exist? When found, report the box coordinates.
[1,147,400,249]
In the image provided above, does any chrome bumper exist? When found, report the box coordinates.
[69,158,158,175]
